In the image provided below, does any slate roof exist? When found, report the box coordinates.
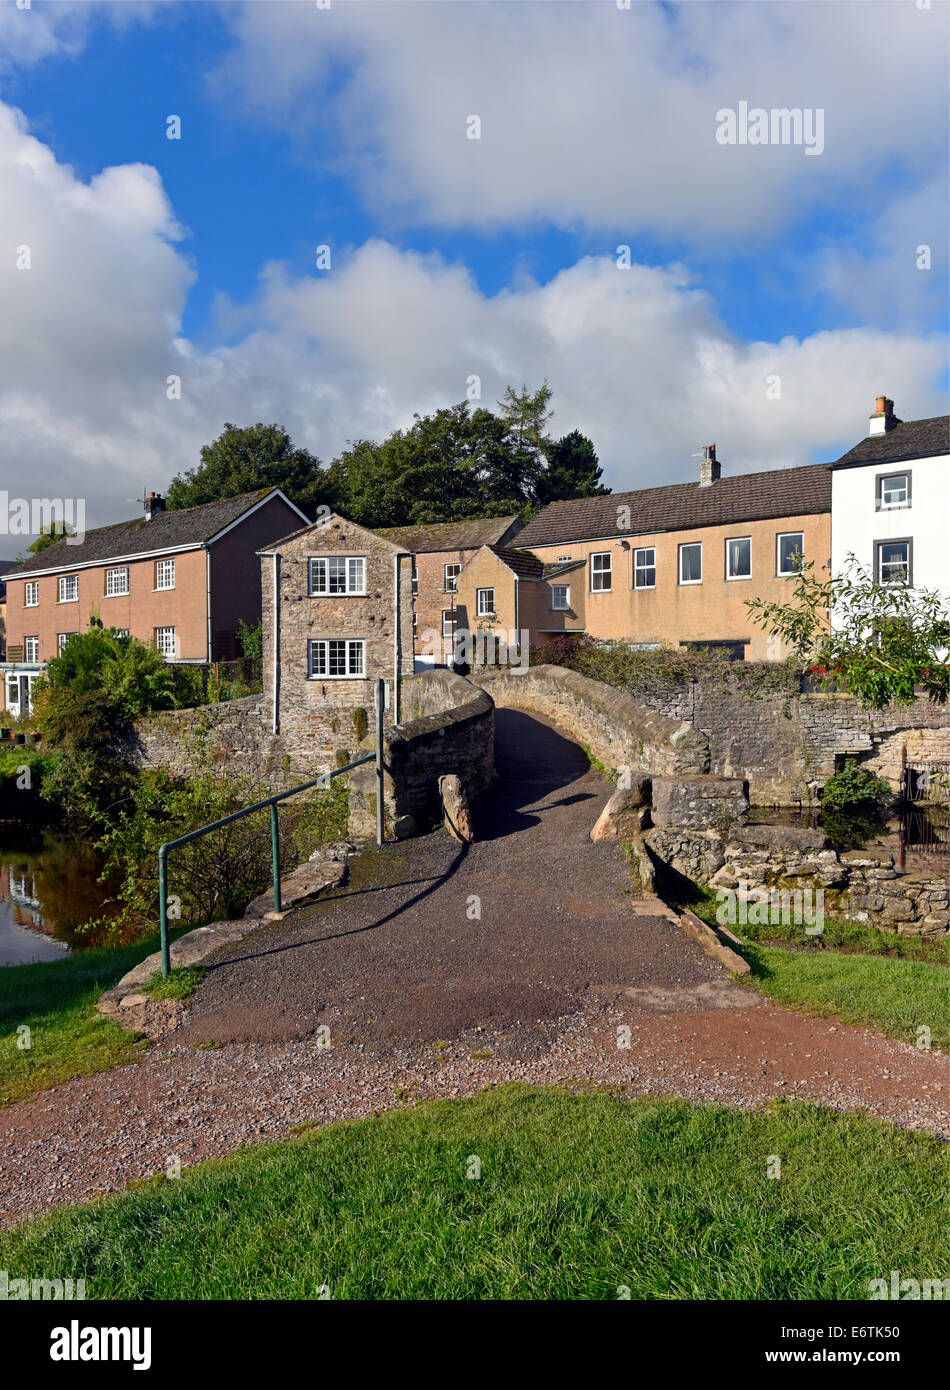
[377,515,521,554]
[515,463,832,548]
[831,416,949,470]
[6,489,281,577]
[487,545,544,579]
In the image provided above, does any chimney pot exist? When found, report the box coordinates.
[869,395,897,437]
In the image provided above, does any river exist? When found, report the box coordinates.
[0,831,118,966]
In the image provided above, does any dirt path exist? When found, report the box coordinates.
[1,710,946,1226]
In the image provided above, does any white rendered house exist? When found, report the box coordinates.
[830,397,949,609]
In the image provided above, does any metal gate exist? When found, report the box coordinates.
[898,746,949,870]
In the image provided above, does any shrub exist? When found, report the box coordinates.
[820,759,892,811]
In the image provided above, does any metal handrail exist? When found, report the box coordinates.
[157,679,387,977]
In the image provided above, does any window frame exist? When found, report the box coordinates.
[633,546,656,590]
[476,587,496,617]
[105,565,130,597]
[875,537,913,588]
[23,636,39,663]
[725,536,752,581]
[57,632,77,656]
[154,625,177,658]
[875,470,911,511]
[551,584,570,611]
[776,531,805,577]
[678,542,703,586]
[154,558,176,592]
[58,574,79,603]
[307,555,366,597]
[307,637,366,679]
[590,551,612,592]
[24,580,39,607]
[443,563,462,593]
[441,608,457,638]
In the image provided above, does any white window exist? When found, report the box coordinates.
[442,609,457,637]
[105,566,130,596]
[24,581,38,607]
[877,473,910,510]
[726,536,751,580]
[154,626,177,658]
[24,636,39,662]
[410,557,418,596]
[777,532,804,576]
[308,638,365,678]
[476,587,495,616]
[308,556,366,596]
[557,554,573,562]
[58,574,78,603]
[114,628,130,639]
[876,539,911,587]
[633,546,656,589]
[155,558,175,590]
[679,543,702,585]
[444,563,461,592]
[590,552,612,592]
[551,584,570,610]
[57,633,76,655]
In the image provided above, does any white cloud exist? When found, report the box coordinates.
[210,0,949,242]
[0,101,945,553]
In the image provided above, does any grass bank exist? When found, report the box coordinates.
[685,889,948,1050]
[0,931,185,1106]
[0,1084,945,1299]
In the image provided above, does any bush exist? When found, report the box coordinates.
[820,759,892,811]
[46,628,174,719]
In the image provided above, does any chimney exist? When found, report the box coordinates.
[699,443,721,487]
[145,491,166,521]
[869,395,897,437]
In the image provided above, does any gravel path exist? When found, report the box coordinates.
[1,709,946,1226]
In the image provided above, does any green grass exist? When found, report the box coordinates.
[682,887,948,1049]
[142,965,205,1001]
[0,931,185,1105]
[740,943,949,1050]
[0,1084,945,1300]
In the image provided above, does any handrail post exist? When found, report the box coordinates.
[158,844,170,980]
[270,802,282,912]
[375,676,384,847]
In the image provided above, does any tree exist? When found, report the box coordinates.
[166,423,333,519]
[538,430,609,504]
[497,381,553,502]
[327,401,531,527]
[746,557,949,708]
[25,523,74,556]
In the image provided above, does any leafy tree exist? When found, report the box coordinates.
[328,402,529,526]
[21,522,75,558]
[538,430,609,504]
[746,557,950,707]
[820,759,892,811]
[236,618,263,662]
[166,423,333,520]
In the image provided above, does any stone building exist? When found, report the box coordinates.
[259,514,415,754]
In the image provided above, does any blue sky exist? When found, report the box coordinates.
[0,0,947,538]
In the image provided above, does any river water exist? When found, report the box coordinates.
[0,831,116,966]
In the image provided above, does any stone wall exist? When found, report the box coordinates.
[132,670,495,843]
[604,668,950,806]
[645,819,949,936]
[348,670,494,838]
[473,665,708,776]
